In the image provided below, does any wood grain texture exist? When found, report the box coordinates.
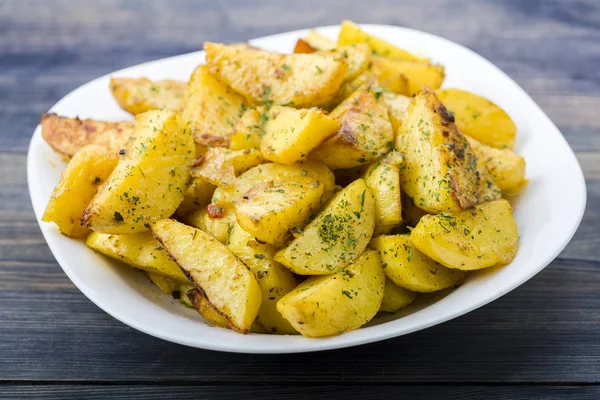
[0,0,599,392]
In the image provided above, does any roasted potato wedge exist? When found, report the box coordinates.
[370,57,445,96]
[275,179,375,275]
[338,20,428,62]
[42,145,117,237]
[277,249,385,337]
[363,151,403,235]
[311,82,394,169]
[398,87,500,213]
[236,178,325,247]
[205,42,348,108]
[380,279,416,313]
[370,234,465,292]
[86,231,188,283]
[40,113,134,158]
[227,225,298,334]
[180,65,248,147]
[436,88,517,149]
[109,77,185,115]
[82,110,195,233]
[411,199,519,270]
[382,92,411,136]
[318,44,372,83]
[229,109,265,150]
[152,219,262,333]
[192,147,264,188]
[261,106,340,164]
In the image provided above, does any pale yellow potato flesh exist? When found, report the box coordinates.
[380,279,417,313]
[370,57,445,96]
[301,29,337,50]
[317,44,372,83]
[277,249,385,337]
[192,147,264,189]
[185,201,236,244]
[382,92,411,136]
[229,109,264,150]
[109,77,185,115]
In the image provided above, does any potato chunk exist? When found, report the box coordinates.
[86,231,188,284]
[229,109,265,150]
[275,179,375,275]
[411,199,519,270]
[398,87,500,213]
[382,92,411,136]
[338,20,428,62]
[380,279,416,313]
[370,57,445,96]
[180,65,248,147]
[152,219,261,333]
[192,147,264,188]
[42,145,117,237]
[370,234,465,292]
[82,110,195,234]
[363,151,403,235]
[236,178,324,247]
[317,44,372,82]
[185,201,236,244]
[187,289,230,328]
[205,42,347,108]
[311,82,394,169]
[277,249,385,337]
[227,225,298,334]
[436,88,517,149]
[261,106,340,164]
[299,29,336,51]
[109,77,185,115]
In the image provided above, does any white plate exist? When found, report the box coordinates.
[27,24,586,353]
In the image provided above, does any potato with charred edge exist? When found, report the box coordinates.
[86,231,189,284]
[311,82,394,169]
[380,279,416,313]
[180,65,248,148]
[277,249,385,337]
[42,145,117,237]
[187,289,230,328]
[275,179,375,275]
[82,110,195,234]
[152,219,261,333]
[370,234,465,292]
[436,88,517,149]
[398,87,500,214]
[205,42,348,108]
[411,199,519,270]
[109,77,185,115]
[236,178,325,247]
[370,57,445,96]
[227,225,298,334]
[40,113,134,158]
[261,106,340,165]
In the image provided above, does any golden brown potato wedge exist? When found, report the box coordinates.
[109,77,185,115]
[235,178,325,247]
[380,279,416,313]
[42,145,117,237]
[370,57,445,96]
[82,110,195,234]
[205,42,348,108]
[311,82,394,169]
[40,113,134,158]
[338,20,428,62]
[436,88,517,149]
[277,249,385,337]
[411,199,519,270]
[180,65,248,148]
[398,87,500,213]
[152,219,262,333]
[261,106,340,164]
[370,234,465,292]
[275,179,375,275]
[227,225,298,334]
[86,231,189,284]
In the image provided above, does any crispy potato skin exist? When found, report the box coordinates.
[370,234,465,292]
[411,199,519,270]
[205,42,348,108]
[109,77,185,115]
[42,145,117,237]
[40,113,135,158]
[277,249,385,337]
[399,87,500,213]
[275,179,375,275]
[82,110,195,234]
[152,219,262,333]
[86,231,189,284]
[437,88,517,149]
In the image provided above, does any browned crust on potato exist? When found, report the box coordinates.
[40,113,135,158]
[293,39,317,54]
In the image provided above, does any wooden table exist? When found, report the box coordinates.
[2,0,599,398]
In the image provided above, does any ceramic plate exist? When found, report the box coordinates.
[28,24,586,353]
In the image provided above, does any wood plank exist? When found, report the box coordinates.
[1,385,598,400]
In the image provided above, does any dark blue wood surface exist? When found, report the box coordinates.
[1,0,599,398]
